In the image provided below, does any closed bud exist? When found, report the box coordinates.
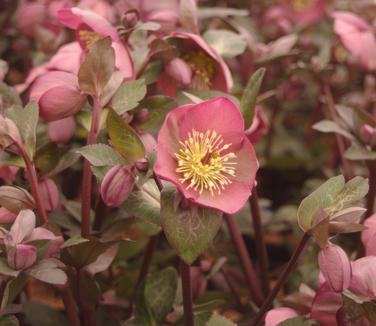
[359,124,376,147]
[100,165,135,207]
[39,178,60,211]
[122,9,139,30]
[48,117,76,143]
[318,242,351,292]
[7,244,37,270]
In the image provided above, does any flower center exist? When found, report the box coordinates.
[291,0,317,11]
[183,51,215,90]
[78,30,103,48]
[175,129,237,195]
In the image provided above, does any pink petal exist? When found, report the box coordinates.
[9,210,36,245]
[78,0,115,22]
[58,7,119,41]
[38,178,60,212]
[165,58,192,86]
[0,207,17,224]
[39,85,86,121]
[361,213,376,247]
[310,283,343,326]
[47,42,82,74]
[112,42,135,80]
[264,307,299,326]
[26,227,63,257]
[7,244,37,270]
[171,32,233,92]
[318,242,352,293]
[48,117,76,143]
[349,256,376,301]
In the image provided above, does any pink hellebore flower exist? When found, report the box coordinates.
[264,307,299,326]
[349,256,376,301]
[100,165,136,207]
[361,213,376,256]
[78,0,115,23]
[332,11,376,71]
[29,71,87,121]
[359,124,376,147]
[154,97,259,214]
[245,106,269,144]
[318,242,352,293]
[48,116,76,144]
[39,178,60,212]
[158,32,233,97]
[58,7,135,79]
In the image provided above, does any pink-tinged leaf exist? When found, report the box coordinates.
[310,208,329,248]
[0,187,35,214]
[331,207,366,223]
[78,37,115,96]
[318,242,351,293]
[264,307,299,326]
[8,209,36,245]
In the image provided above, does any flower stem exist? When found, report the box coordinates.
[224,214,264,306]
[180,260,194,326]
[17,144,48,223]
[136,233,160,288]
[251,232,311,326]
[366,161,376,218]
[322,83,354,180]
[58,285,81,326]
[81,96,101,238]
[249,189,270,296]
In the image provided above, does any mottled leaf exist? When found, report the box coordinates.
[76,144,128,166]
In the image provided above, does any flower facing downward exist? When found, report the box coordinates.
[154,97,259,214]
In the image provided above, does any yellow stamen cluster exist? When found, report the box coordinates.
[175,129,237,196]
[183,51,215,90]
[292,0,318,11]
[79,30,103,48]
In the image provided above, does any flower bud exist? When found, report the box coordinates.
[48,117,76,143]
[7,244,37,270]
[30,71,87,121]
[0,207,17,224]
[100,165,135,207]
[318,242,351,292]
[359,124,376,146]
[122,9,139,30]
[39,178,60,212]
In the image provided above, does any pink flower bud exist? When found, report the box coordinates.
[100,165,135,207]
[39,178,60,212]
[0,207,17,224]
[318,242,351,293]
[48,116,76,143]
[7,244,37,270]
[165,58,192,87]
[359,124,376,146]
[122,10,139,29]
[30,71,87,121]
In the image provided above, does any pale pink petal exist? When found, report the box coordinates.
[112,42,135,80]
[349,256,376,301]
[26,227,63,257]
[78,0,115,22]
[0,207,17,224]
[39,85,86,121]
[9,210,36,245]
[361,213,376,252]
[47,42,82,74]
[265,307,299,326]
[165,58,192,86]
[15,3,46,36]
[58,7,119,41]
[318,242,352,293]
[0,166,19,182]
[15,64,48,94]
[38,178,60,212]
[7,244,37,270]
[48,117,76,143]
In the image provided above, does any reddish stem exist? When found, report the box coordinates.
[322,83,355,180]
[58,285,81,326]
[251,232,311,326]
[220,267,243,310]
[180,260,194,326]
[224,214,264,306]
[249,189,270,296]
[136,234,160,288]
[17,144,48,223]
[81,96,101,238]
[366,161,376,218]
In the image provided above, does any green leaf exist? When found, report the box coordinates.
[26,258,67,285]
[198,7,248,19]
[312,120,355,141]
[0,258,19,277]
[35,143,68,174]
[76,144,128,166]
[133,267,178,325]
[240,68,266,128]
[111,79,147,114]
[107,108,145,161]
[138,95,176,133]
[123,180,161,230]
[298,175,369,231]
[161,187,222,264]
[206,314,236,326]
[5,102,39,157]
[0,186,35,213]
[0,152,25,167]
[278,316,317,326]
[0,81,22,108]
[78,37,115,96]
[0,315,20,326]
[345,144,376,161]
[298,175,345,230]
[203,30,247,59]
[60,235,89,249]
[1,275,28,308]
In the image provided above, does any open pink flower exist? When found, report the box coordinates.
[154,96,258,214]
[158,32,233,97]
[318,242,352,293]
[332,11,376,71]
[30,71,87,121]
[58,7,134,79]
